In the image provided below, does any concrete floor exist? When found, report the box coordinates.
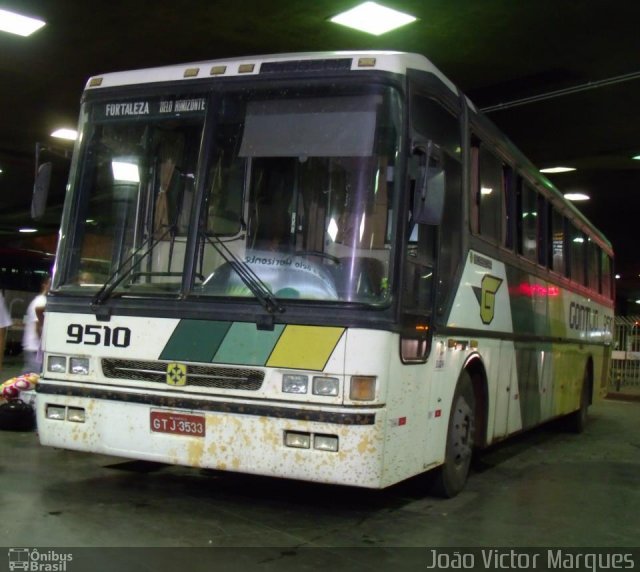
[1,355,639,570]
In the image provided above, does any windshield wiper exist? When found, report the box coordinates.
[202,232,284,314]
[92,225,174,308]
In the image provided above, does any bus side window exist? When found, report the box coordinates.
[503,167,515,250]
[410,93,462,321]
[569,223,586,285]
[401,211,436,362]
[517,181,538,262]
[586,238,600,292]
[550,208,566,275]
[403,217,436,314]
[473,142,504,244]
[537,194,549,267]
[601,252,612,298]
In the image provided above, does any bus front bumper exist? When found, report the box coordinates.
[36,383,387,488]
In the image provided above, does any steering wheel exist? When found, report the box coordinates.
[294,251,341,265]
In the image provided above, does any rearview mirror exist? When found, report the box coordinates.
[412,143,445,225]
[32,161,52,220]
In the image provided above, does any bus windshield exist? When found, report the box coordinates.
[58,83,401,306]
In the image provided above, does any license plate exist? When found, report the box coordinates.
[150,410,205,437]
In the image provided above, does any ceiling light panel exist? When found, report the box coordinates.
[330,2,417,36]
[51,128,78,141]
[540,167,576,173]
[0,9,45,37]
[563,193,590,201]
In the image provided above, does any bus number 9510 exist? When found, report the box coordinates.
[67,324,131,347]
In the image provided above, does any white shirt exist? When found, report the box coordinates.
[0,293,11,329]
[23,293,46,352]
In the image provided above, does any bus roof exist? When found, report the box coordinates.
[84,51,458,93]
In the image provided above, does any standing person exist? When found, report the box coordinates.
[23,276,50,374]
[0,292,12,373]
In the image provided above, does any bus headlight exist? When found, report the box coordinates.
[284,431,311,449]
[312,376,339,396]
[67,407,86,423]
[69,357,90,375]
[282,374,308,394]
[47,356,66,373]
[46,405,66,420]
[350,376,376,401]
[314,434,339,452]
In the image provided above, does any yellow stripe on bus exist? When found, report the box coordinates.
[266,325,345,371]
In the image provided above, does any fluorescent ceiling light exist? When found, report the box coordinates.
[19,228,37,233]
[633,155,640,160]
[540,166,576,173]
[330,2,417,36]
[564,193,590,201]
[112,160,140,183]
[0,8,45,37]
[51,128,78,141]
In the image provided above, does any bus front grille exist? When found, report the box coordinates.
[101,359,265,391]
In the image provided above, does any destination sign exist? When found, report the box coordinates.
[92,96,207,121]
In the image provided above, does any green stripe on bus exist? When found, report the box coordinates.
[213,322,285,365]
[159,319,232,363]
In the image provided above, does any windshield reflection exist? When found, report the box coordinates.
[58,84,400,306]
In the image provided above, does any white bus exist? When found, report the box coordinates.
[36,52,613,496]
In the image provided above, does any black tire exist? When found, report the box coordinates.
[432,371,476,498]
[565,366,590,433]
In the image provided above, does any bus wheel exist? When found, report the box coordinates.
[565,366,590,433]
[432,370,476,498]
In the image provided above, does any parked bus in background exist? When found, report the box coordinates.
[35,52,613,496]
[0,248,53,356]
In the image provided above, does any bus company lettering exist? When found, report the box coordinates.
[569,301,600,333]
[470,252,493,270]
[105,101,149,117]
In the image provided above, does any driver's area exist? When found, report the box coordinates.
[195,87,400,305]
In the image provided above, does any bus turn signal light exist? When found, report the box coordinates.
[350,376,376,401]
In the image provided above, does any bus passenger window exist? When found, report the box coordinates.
[601,252,613,298]
[537,195,549,267]
[518,183,538,262]
[569,224,586,285]
[476,145,504,243]
[503,168,515,250]
[550,209,565,275]
[586,238,599,291]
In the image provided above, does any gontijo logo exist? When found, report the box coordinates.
[8,549,73,572]
[472,274,504,325]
